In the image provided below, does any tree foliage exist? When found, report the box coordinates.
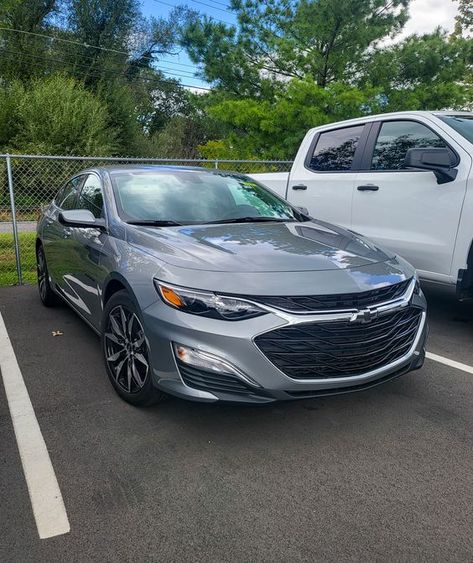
[0,0,205,156]
[0,0,472,159]
[1,75,116,154]
[186,0,473,159]
[182,0,410,95]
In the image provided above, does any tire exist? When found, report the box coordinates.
[36,244,60,307]
[101,290,164,406]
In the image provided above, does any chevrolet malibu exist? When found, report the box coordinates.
[36,166,427,406]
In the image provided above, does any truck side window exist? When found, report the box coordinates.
[308,125,364,172]
[371,121,446,170]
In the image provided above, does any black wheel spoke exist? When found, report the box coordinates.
[133,332,145,349]
[114,357,127,382]
[119,307,128,338]
[107,347,126,362]
[110,314,125,340]
[126,361,133,392]
[127,314,135,338]
[131,360,144,387]
[105,332,121,346]
[134,352,148,368]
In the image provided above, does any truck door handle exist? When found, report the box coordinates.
[357,184,379,191]
[292,184,307,190]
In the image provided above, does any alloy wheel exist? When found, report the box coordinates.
[104,305,150,394]
[37,249,47,301]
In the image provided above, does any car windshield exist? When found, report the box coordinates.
[110,170,303,225]
[439,115,473,144]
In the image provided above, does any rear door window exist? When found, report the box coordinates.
[307,125,365,172]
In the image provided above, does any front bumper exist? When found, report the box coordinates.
[141,283,428,404]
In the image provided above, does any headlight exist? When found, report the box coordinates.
[154,281,266,321]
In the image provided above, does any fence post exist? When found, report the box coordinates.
[6,154,22,285]
[214,159,219,169]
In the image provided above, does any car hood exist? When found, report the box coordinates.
[126,219,396,273]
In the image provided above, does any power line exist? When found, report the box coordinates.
[0,44,201,81]
[194,0,229,7]
[187,0,232,14]
[151,0,230,25]
[157,64,200,77]
[0,46,212,90]
[0,25,200,70]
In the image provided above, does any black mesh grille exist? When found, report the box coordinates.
[178,362,257,395]
[254,306,423,380]
[247,278,412,313]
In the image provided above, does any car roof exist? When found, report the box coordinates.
[75,164,245,177]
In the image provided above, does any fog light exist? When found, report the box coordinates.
[173,343,260,387]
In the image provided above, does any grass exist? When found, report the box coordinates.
[0,210,39,222]
[0,232,37,286]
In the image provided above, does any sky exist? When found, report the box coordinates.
[141,0,460,90]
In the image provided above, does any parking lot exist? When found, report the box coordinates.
[1,284,472,562]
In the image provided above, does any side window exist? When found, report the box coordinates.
[56,176,84,210]
[77,174,104,218]
[308,125,365,172]
[371,121,447,171]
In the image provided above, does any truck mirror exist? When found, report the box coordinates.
[404,148,458,184]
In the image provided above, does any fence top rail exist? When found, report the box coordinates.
[0,153,293,164]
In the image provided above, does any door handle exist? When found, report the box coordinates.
[292,184,307,191]
[357,184,379,191]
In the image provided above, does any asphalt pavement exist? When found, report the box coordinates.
[0,284,472,562]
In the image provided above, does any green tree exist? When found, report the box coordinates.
[0,0,61,80]
[182,0,410,95]
[364,30,473,110]
[9,74,117,154]
[453,0,473,37]
[199,80,383,159]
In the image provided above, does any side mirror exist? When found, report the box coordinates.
[404,148,458,184]
[58,209,106,229]
[296,206,310,217]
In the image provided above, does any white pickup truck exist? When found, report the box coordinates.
[251,111,473,299]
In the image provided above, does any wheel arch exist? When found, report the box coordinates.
[103,273,136,306]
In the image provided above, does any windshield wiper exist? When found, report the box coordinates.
[203,216,293,225]
[126,220,182,227]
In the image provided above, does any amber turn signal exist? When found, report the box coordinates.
[160,286,184,308]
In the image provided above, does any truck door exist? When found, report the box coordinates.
[351,119,470,280]
[288,124,370,228]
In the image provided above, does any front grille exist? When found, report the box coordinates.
[178,362,257,396]
[247,278,411,313]
[254,306,423,380]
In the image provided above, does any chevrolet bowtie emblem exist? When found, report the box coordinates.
[351,308,378,323]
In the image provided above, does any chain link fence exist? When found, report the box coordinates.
[0,154,293,286]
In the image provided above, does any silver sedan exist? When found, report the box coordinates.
[36,166,427,406]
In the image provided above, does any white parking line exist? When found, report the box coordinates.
[0,312,70,539]
[426,352,473,375]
